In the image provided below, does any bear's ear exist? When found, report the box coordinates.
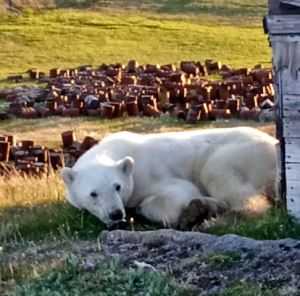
[61,167,76,187]
[117,157,134,176]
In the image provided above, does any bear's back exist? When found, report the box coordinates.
[74,127,277,170]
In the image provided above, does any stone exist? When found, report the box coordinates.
[100,229,300,295]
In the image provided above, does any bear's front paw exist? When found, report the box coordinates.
[204,198,229,218]
[178,199,209,230]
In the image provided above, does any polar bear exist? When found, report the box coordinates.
[61,127,278,228]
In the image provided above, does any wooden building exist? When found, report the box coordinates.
[265,0,300,217]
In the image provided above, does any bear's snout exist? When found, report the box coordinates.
[109,209,124,221]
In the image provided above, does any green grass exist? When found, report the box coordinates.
[5,255,281,296]
[0,7,271,87]
[201,252,240,268]
[14,257,196,296]
[222,282,279,296]
[206,206,300,240]
[0,100,8,111]
[1,0,268,20]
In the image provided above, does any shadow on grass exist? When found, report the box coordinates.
[158,0,267,17]
[52,0,267,18]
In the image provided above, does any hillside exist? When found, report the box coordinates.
[0,0,268,19]
[0,0,270,85]
[0,9,271,84]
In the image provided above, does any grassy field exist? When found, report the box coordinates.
[0,2,271,87]
[1,0,268,19]
[0,1,293,295]
[0,117,294,296]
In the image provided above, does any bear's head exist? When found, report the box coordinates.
[61,157,134,226]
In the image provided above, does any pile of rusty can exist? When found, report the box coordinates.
[0,60,275,123]
[0,131,97,177]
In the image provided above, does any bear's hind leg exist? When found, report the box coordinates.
[137,179,203,227]
[178,197,229,230]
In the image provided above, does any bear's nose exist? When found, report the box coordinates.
[109,209,123,221]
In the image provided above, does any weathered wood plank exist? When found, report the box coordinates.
[269,0,300,13]
[275,142,284,200]
[281,0,300,8]
[267,15,300,34]
[275,72,287,200]
[270,36,300,43]
[269,0,281,12]
[283,118,300,137]
[286,163,300,218]
[285,162,300,181]
[286,193,300,218]
[285,138,300,162]
[282,69,300,95]
[286,179,300,195]
[283,95,300,118]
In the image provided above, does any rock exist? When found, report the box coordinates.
[100,229,300,295]
[3,229,300,295]
[259,109,275,123]
[294,260,300,274]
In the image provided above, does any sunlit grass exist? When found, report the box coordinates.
[0,0,268,23]
[0,116,276,147]
[0,8,271,85]
[0,2,289,295]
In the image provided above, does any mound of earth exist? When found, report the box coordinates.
[101,229,300,295]
[3,230,300,295]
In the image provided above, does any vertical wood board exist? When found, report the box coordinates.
[285,138,300,162]
[282,69,300,95]
[286,180,300,195]
[285,162,300,181]
[286,194,300,217]
[283,119,300,137]
[283,95,300,118]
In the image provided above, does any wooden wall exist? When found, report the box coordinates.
[278,68,300,217]
[267,0,300,218]
[269,0,300,14]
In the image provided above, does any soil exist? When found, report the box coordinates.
[2,229,300,295]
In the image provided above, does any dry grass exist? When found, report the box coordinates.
[0,170,65,242]
[0,116,276,148]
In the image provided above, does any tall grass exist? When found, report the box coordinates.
[0,170,107,244]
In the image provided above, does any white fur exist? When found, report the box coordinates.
[61,127,278,226]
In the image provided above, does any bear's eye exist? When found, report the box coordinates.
[90,191,98,198]
[114,184,121,192]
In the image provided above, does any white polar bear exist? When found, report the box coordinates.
[61,127,278,227]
